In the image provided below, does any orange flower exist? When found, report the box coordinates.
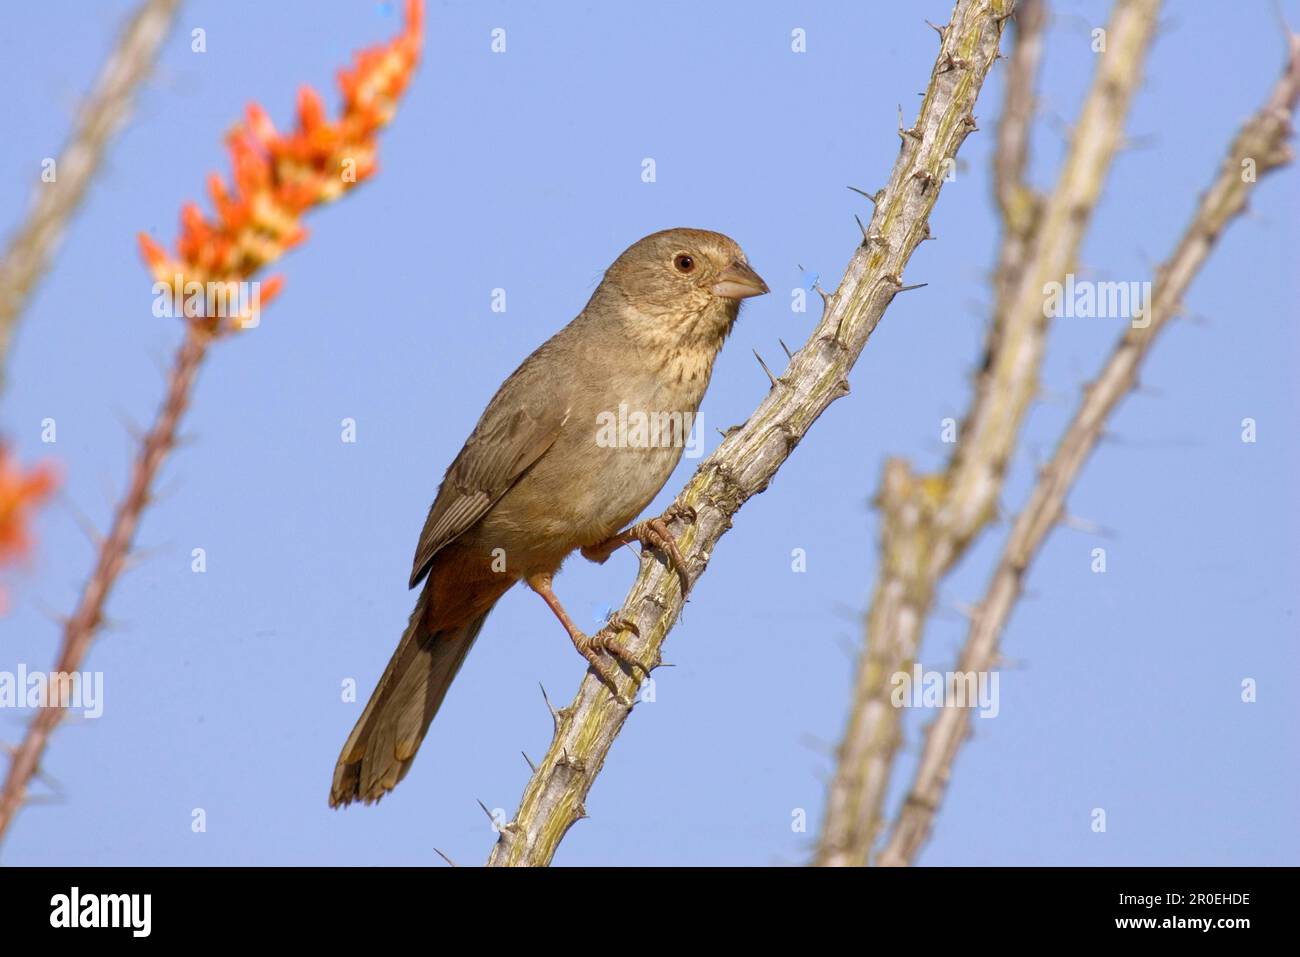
[139,0,423,334]
[0,445,56,570]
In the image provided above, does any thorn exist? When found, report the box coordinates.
[113,408,143,443]
[475,798,496,824]
[132,539,174,567]
[1044,111,1070,142]
[31,760,64,793]
[847,185,879,206]
[1035,385,1070,406]
[895,282,929,294]
[557,747,587,773]
[433,847,458,867]
[99,475,118,511]
[813,279,832,304]
[20,793,65,808]
[937,52,970,75]
[1115,131,1153,152]
[898,105,923,140]
[951,600,979,621]
[539,682,560,734]
[119,552,148,575]
[997,654,1029,672]
[31,599,68,628]
[753,350,777,389]
[151,478,184,505]
[799,732,838,757]
[521,750,537,773]
[925,19,948,40]
[854,213,869,243]
[63,498,104,548]
[778,338,794,361]
[1062,514,1115,538]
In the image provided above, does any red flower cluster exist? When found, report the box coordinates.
[139,0,424,334]
[0,445,56,611]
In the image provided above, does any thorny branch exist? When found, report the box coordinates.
[0,329,208,841]
[0,0,180,390]
[875,31,1300,868]
[815,0,1161,867]
[0,1,423,848]
[486,0,1015,868]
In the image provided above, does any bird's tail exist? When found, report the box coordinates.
[330,590,492,808]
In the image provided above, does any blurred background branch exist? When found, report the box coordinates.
[0,0,424,848]
[815,0,1162,866]
[876,30,1300,867]
[0,0,181,392]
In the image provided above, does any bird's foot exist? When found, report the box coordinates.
[581,503,697,594]
[570,617,652,704]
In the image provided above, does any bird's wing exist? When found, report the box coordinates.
[409,396,570,588]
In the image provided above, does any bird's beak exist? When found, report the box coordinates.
[712,261,769,300]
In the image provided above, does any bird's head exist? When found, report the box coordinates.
[600,227,768,350]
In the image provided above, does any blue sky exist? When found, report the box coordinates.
[1,0,1296,865]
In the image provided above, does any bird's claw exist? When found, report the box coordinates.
[638,518,685,571]
[571,617,653,701]
[635,508,694,594]
[599,616,656,677]
[579,504,696,595]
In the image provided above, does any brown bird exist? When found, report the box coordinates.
[330,227,767,807]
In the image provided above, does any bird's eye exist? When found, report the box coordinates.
[673,253,695,273]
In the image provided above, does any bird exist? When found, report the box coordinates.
[330,227,768,807]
